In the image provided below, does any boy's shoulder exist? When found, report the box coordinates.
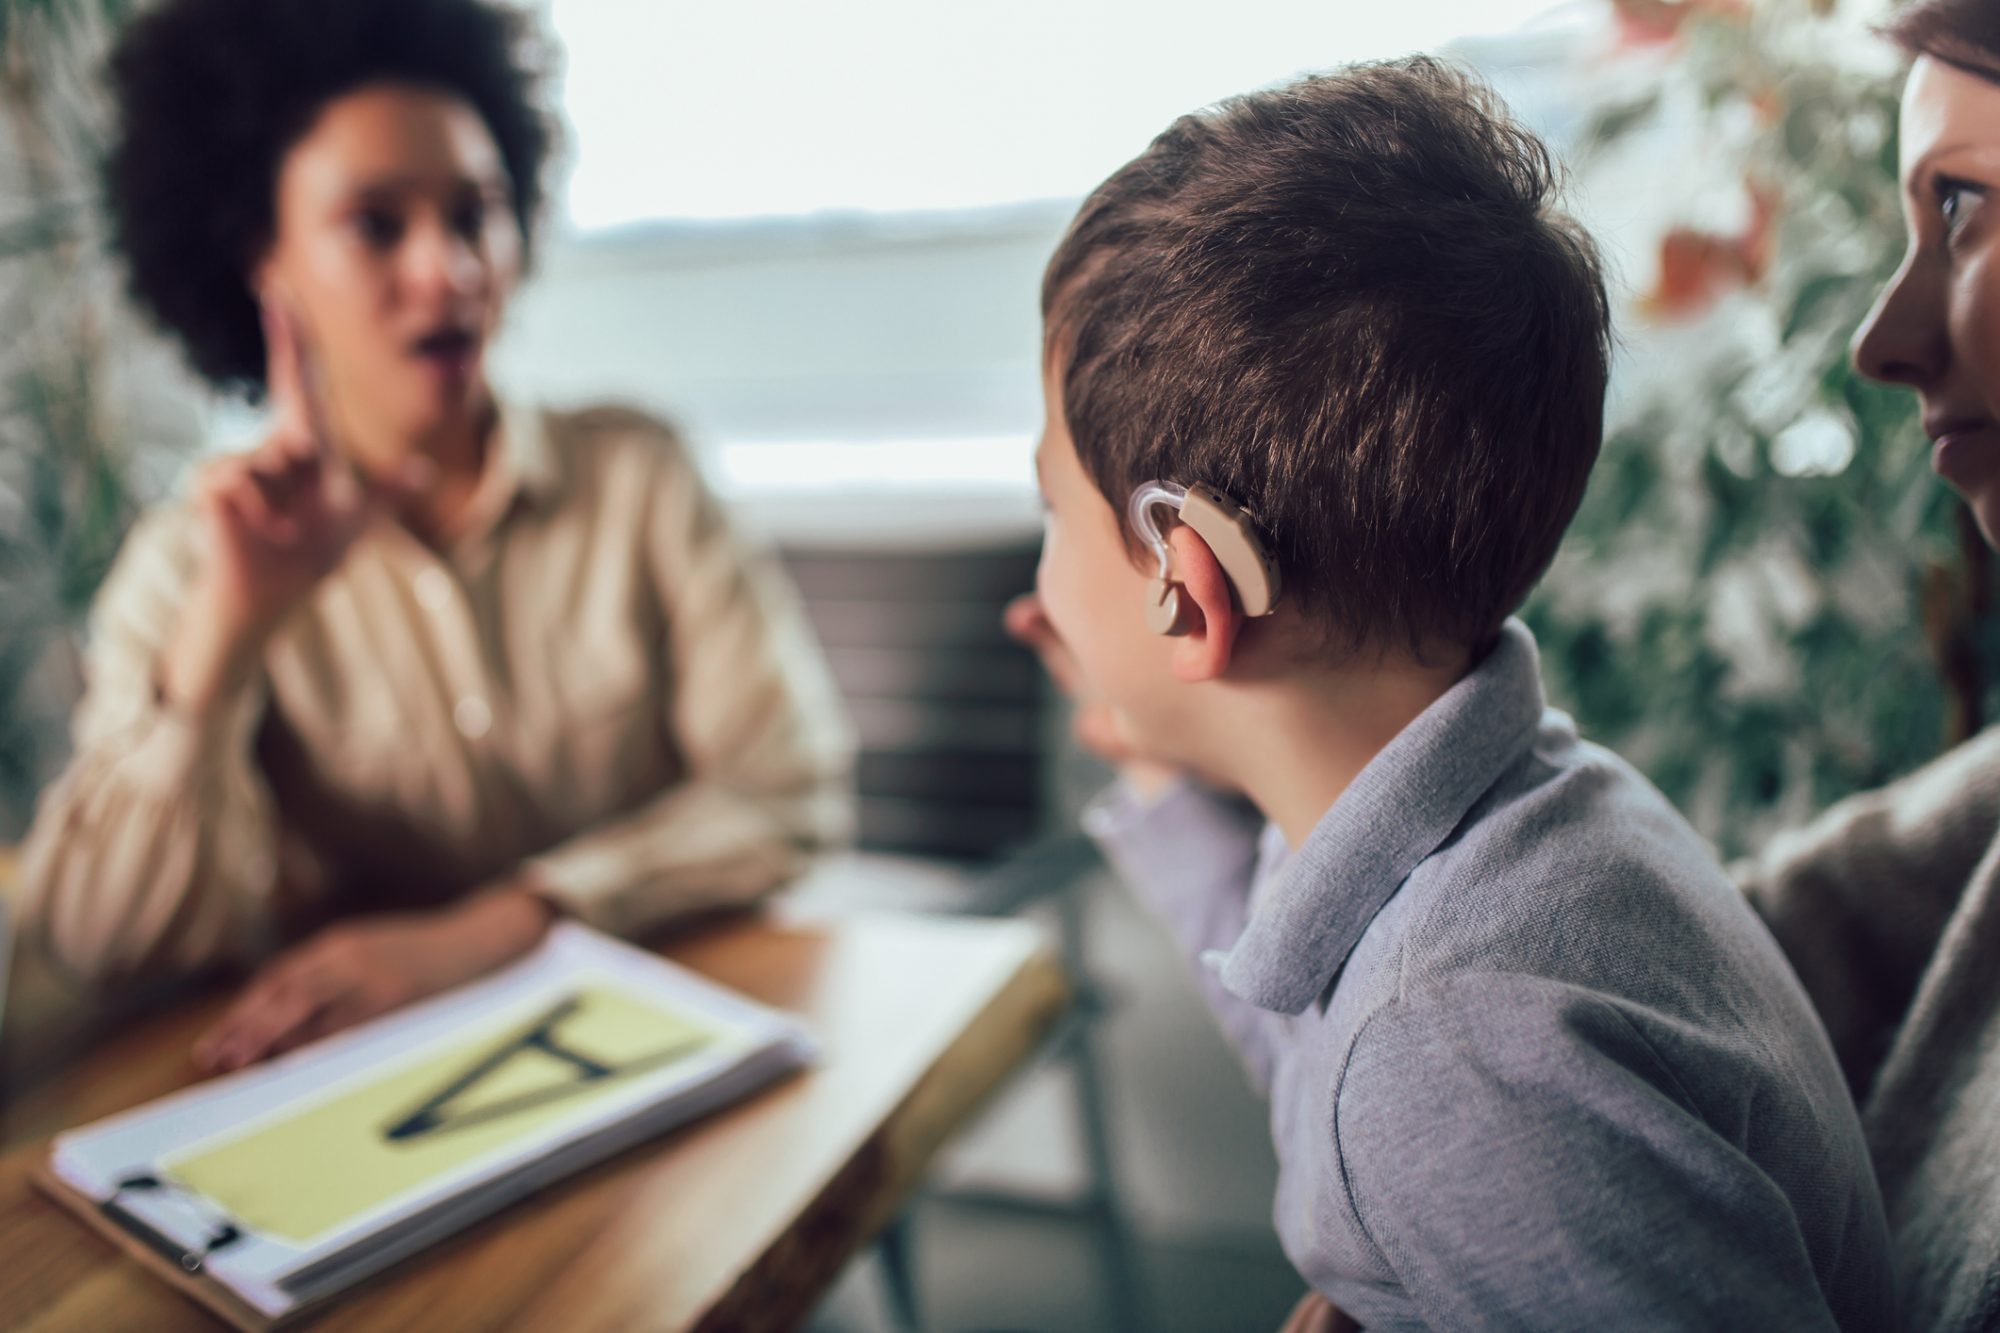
[1215,621,1757,1019]
[1316,678,1850,1119]
[1317,692,1868,1191]
[1313,716,1886,1327]
[1397,716,1750,976]
[1364,707,1813,1061]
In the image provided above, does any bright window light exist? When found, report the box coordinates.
[718,435,1034,493]
[546,0,1571,228]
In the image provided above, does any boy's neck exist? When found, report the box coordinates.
[1202,652,1473,850]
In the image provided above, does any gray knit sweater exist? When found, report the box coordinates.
[1741,726,2000,1331]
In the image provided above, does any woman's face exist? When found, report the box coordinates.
[1855,55,2000,544]
[256,83,521,462]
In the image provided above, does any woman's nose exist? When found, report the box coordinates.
[405,217,485,300]
[1852,252,1947,389]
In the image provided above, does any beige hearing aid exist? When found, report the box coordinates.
[1127,479,1282,636]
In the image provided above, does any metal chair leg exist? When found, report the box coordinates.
[875,1212,922,1332]
[1056,882,1150,1333]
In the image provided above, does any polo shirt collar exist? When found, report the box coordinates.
[1214,618,1549,1015]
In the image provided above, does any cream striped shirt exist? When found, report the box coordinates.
[16,399,854,982]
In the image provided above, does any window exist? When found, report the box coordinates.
[546,0,1572,226]
[498,0,1577,520]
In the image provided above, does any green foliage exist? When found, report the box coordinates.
[1523,0,1982,856]
[0,0,166,830]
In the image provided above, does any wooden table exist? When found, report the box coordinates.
[0,909,1068,1331]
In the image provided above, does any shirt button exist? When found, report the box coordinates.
[414,568,454,613]
[454,695,492,740]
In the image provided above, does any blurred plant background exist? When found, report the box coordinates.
[1522,0,1998,857]
[0,0,203,838]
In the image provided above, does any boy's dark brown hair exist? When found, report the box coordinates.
[1043,56,1611,657]
[1883,0,2000,81]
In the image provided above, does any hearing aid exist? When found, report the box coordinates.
[1126,479,1282,636]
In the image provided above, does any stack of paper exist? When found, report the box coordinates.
[46,923,814,1323]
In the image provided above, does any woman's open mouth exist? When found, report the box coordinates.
[410,326,480,379]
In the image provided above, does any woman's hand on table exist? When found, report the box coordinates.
[160,292,433,717]
[192,881,559,1074]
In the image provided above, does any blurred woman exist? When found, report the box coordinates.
[1737,3,2000,1327]
[18,0,851,1072]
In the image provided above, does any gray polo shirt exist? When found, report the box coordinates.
[1087,620,1892,1330]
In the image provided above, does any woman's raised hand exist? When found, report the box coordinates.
[194,293,430,632]
[160,292,431,715]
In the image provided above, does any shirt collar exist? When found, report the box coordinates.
[447,395,563,548]
[488,394,564,510]
[1213,618,1549,1015]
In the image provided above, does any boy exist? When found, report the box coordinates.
[1010,57,1892,1328]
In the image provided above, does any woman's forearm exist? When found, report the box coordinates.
[453,876,563,971]
[157,575,275,718]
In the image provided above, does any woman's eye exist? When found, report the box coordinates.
[1936,176,1986,240]
[353,208,403,249]
[452,199,486,239]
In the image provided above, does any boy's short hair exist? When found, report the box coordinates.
[1043,56,1611,657]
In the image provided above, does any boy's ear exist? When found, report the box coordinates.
[1165,524,1242,684]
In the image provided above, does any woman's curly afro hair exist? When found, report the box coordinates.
[103,0,559,393]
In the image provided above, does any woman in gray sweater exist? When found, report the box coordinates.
[1739,3,2000,1328]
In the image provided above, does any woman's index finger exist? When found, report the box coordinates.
[293,324,342,469]
[260,289,308,430]
[279,298,359,490]
[264,289,347,474]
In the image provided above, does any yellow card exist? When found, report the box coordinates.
[163,985,714,1246]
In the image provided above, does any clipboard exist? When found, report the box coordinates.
[33,1153,293,1332]
[27,924,818,1328]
